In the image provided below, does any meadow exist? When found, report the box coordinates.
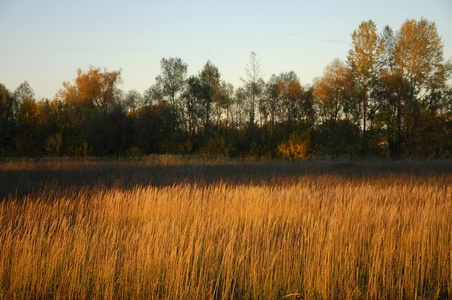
[0,157,451,299]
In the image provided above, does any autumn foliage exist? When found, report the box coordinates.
[59,66,121,110]
[1,18,451,158]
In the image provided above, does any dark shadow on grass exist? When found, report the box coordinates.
[1,160,451,200]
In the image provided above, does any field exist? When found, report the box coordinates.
[0,157,451,299]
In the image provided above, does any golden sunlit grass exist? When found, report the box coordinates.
[0,159,451,299]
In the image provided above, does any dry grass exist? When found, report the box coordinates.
[0,159,451,299]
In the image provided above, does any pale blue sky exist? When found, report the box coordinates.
[1,0,451,99]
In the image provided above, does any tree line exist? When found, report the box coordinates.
[1,18,451,159]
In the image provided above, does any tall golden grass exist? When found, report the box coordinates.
[0,160,451,299]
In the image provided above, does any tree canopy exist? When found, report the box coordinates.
[59,66,122,111]
[1,18,451,159]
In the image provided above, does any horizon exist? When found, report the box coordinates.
[1,0,452,99]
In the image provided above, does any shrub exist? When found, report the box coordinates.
[277,130,312,160]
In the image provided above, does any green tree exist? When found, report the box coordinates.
[153,57,188,130]
[199,60,221,134]
[183,76,204,135]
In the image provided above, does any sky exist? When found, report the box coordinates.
[1,0,452,99]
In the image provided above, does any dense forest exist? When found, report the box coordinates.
[1,18,451,159]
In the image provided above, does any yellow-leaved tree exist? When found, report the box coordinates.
[314,58,355,123]
[59,66,122,111]
[347,20,384,156]
[392,18,451,107]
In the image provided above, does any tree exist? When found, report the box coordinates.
[0,84,16,153]
[274,71,304,132]
[373,26,408,158]
[13,81,35,112]
[231,87,248,131]
[134,101,172,154]
[347,20,384,156]
[156,58,188,103]
[212,81,234,130]
[183,76,204,135]
[375,19,452,158]
[143,84,162,106]
[59,66,122,111]
[154,57,188,130]
[86,104,133,155]
[15,97,39,155]
[15,98,61,156]
[241,51,264,125]
[261,75,282,134]
[301,84,316,126]
[392,18,451,110]
[314,58,354,123]
[315,119,361,157]
[374,70,409,158]
[259,72,307,135]
[124,89,144,116]
[199,60,221,133]
[50,99,81,156]
[379,25,397,71]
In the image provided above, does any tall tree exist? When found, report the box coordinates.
[392,18,451,110]
[374,25,407,158]
[231,87,248,131]
[13,81,35,112]
[183,76,204,135]
[261,75,282,134]
[241,51,264,125]
[199,60,221,133]
[274,71,304,132]
[347,20,384,156]
[154,57,188,130]
[392,18,451,156]
[379,25,397,72]
[213,81,234,130]
[59,66,122,111]
[314,58,354,123]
